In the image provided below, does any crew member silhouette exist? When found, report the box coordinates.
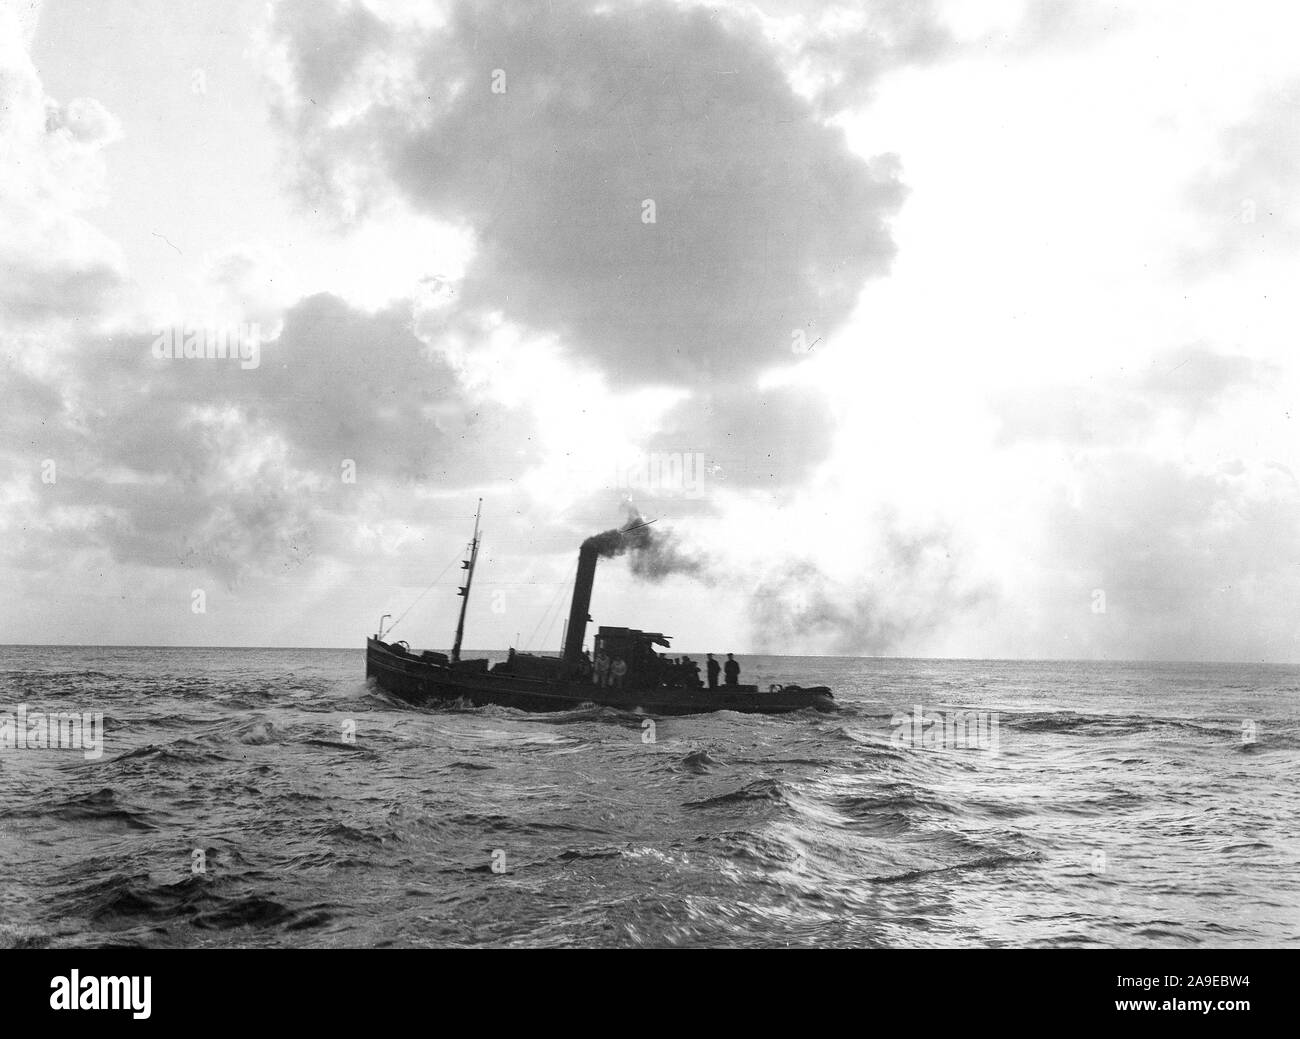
[680,655,702,688]
[724,653,740,687]
[706,653,720,689]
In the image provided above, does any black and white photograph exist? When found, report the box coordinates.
[0,0,1295,1004]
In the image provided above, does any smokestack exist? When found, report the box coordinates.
[563,543,599,664]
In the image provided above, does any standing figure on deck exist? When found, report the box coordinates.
[724,653,740,687]
[680,655,702,688]
[706,654,720,689]
[594,651,610,687]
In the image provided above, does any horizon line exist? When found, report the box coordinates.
[0,643,1296,667]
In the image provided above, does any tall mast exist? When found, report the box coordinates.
[450,498,482,663]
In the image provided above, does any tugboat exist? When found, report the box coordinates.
[365,503,835,716]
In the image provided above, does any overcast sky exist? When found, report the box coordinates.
[2,0,1298,660]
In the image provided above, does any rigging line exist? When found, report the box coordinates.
[539,557,580,653]
[524,559,576,651]
[386,553,463,637]
[523,565,569,652]
[540,584,569,654]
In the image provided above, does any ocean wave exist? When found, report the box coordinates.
[26,788,159,832]
[676,749,723,774]
[107,740,237,767]
[870,851,1043,884]
[61,869,336,934]
[683,778,793,810]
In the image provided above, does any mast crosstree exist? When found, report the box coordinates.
[450,498,482,663]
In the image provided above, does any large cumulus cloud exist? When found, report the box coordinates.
[1,295,541,586]
[268,0,905,386]
[0,9,125,329]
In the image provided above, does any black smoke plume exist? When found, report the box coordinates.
[583,508,705,582]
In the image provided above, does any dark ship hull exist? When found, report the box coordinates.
[366,638,835,716]
[367,507,836,716]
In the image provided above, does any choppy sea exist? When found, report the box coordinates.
[0,647,1296,948]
